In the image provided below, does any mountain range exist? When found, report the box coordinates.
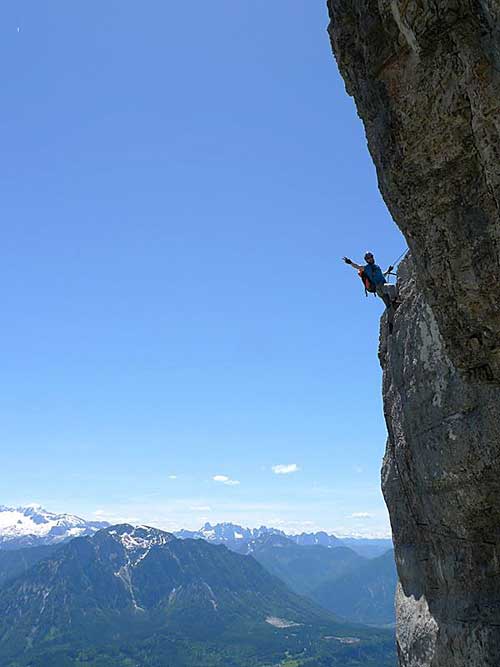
[152,522,394,559]
[0,506,392,556]
[0,530,397,629]
[0,524,396,666]
[177,522,344,552]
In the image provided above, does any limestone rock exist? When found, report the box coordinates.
[328,0,500,381]
[328,1,500,665]
[381,258,500,665]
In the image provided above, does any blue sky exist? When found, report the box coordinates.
[1,1,404,537]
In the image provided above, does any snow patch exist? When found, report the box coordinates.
[266,617,301,629]
[107,526,174,566]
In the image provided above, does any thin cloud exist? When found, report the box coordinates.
[213,475,240,486]
[351,512,372,519]
[272,464,299,475]
[190,506,211,512]
[168,475,178,480]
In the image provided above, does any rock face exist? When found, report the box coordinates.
[328,0,500,380]
[327,2,500,665]
[380,258,500,665]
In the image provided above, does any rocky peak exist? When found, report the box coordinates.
[291,531,341,548]
[106,524,174,547]
[246,533,293,554]
[100,524,175,567]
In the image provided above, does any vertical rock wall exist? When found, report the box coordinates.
[327,2,500,665]
[328,0,500,378]
[380,258,500,665]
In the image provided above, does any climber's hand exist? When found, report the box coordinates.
[343,257,352,265]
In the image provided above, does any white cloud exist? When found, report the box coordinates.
[213,475,240,486]
[272,464,299,475]
[190,506,211,512]
[168,475,177,480]
[351,512,372,519]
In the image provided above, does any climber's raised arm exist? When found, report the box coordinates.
[342,257,363,271]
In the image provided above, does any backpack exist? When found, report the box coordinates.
[358,269,377,296]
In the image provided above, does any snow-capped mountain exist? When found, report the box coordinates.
[0,505,109,549]
[174,522,286,552]
[175,523,342,547]
[174,523,391,557]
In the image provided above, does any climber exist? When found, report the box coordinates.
[342,252,398,330]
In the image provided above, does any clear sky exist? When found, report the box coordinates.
[2,1,404,537]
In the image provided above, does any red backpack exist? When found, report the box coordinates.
[358,269,377,296]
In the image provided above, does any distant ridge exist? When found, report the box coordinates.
[0,507,392,557]
[174,522,392,558]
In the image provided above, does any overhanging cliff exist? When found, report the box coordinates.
[327,2,500,665]
[329,0,500,379]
